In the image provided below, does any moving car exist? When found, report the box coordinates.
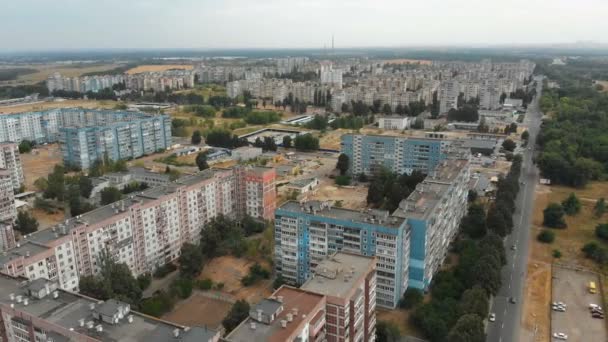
[509,297,516,304]
[553,332,568,340]
[489,313,496,322]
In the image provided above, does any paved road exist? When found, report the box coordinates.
[486,77,544,342]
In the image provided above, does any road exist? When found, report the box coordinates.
[486,76,544,342]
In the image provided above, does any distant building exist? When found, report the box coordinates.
[439,80,459,114]
[0,143,24,190]
[378,116,411,130]
[285,178,319,195]
[232,146,263,162]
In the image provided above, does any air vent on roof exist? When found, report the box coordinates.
[250,322,257,330]
[280,320,287,328]
[78,319,85,327]
[128,315,133,323]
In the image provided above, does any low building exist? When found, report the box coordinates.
[378,116,410,130]
[0,274,220,341]
[232,146,263,161]
[503,98,524,110]
[226,286,327,342]
[90,167,172,202]
[462,139,497,156]
[205,148,231,161]
[301,253,377,342]
[285,178,319,195]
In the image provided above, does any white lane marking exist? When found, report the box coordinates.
[501,323,504,329]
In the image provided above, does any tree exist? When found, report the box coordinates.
[477,117,489,133]
[500,92,507,104]
[15,211,39,235]
[382,103,392,114]
[537,230,555,243]
[376,321,401,342]
[44,165,65,201]
[502,139,516,152]
[191,130,202,145]
[447,314,485,342]
[543,203,567,228]
[399,288,423,309]
[294,135,319,151]
[79,176,93,198]
[472,255,502,295]
[521,130,530,141]
[336,153,349,176]
[223,299,250,333]
[595,198,607,217]
[195,152,209,171]
[596,224,608,241]
[561,193,581,215]
[459,286,489,318]
[178,243,204,278]
[367,180,384,205]
[18,140,33,153]
[461,203,487,239]
[100,186,123,205]
[282,135,292,148]
[335,175,351,186]
[468,190,478,202]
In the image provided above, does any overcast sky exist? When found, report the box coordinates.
[1,0,607,50]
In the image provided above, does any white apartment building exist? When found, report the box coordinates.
[0,166,276,292]
[439,80,460,114]
[0,170,16,223]
[0,143,24,190]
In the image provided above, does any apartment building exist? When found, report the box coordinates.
[439,80,460,114]
[0,143,24,190]
[274,201,410,308]
[0,109,172,170]
[0,274,220,342]
[0,222,16,252]
[392,158,470,288]
[227,285,326,342]
[378,116,411,131]
[0,166,276,292]
[0,170,16,223]
[340,134,453,176]
[301,253,377,342]
[479,79,502,110]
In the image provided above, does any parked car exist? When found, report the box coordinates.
[509,297,516,304]
[489,313,496,322]
[553,332,568,340]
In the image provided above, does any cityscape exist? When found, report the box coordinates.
[0,1,608,342]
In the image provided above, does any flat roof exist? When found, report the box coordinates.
[301,252,375,299]
[227,286,325,342]
[278,201,404,228]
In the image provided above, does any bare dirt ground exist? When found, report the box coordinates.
[126,65,193,75]
[21,144,63,191]
[30,208,65,230]
[198,256,273,304]
[162,291,233,329]
[306,180,368,210]
[377,308,425,338]
[0,99,118,115]
[520,181,608,340]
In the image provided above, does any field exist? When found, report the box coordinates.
[197,255,273,303]
[377,308,425,338]
[125,65,193,75]
[162,291,233,329]
[0,63,122,85]
[21,144,63,191]
[520,181,608,340]
[0,99,119,114]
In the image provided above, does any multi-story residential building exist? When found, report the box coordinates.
[320,64,343,89]
[0,274,220,342]
[0,166,276,292]
[0,170,16,223]
[301,253,377,342]
[391,158,470,288]
[0,109,172,170]
[341,134,455,176]
[0,143,24,190]
[479,79,502,110]
[0,222,16,252]
[277,57,309,74]
[227,285,326,342]
[89,167,172,203]
[274,158,470,307]
[274,201,410,308]
[439,80,459,114]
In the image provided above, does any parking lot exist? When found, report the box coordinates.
[551,266,607,341]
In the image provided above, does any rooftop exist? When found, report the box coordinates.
[301,252,375,300]
[227,286,325,342]
[0,274,213,342]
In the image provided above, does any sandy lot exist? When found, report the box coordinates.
[198,256,273,304]
[0,99,118,115]
[21,144,63,191]
[162,291,233,329]
[377,308,425,338]
[520,261,552,341]
[551,266,606,342]
[126,65,193,75]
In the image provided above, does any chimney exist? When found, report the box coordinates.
[52,291,59,299]
[9,293,14,301]
[250,322,257,330]
[89,303,95,310]
[23,298,28,306]
[277,296,283,303]
[287,313,293,322]
[79,319,85,327]
[280,320,287,328]
[128,315,133,323]
[96,325,103,333]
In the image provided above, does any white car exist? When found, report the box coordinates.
[553,332,568,340]
[489,313,496,322]
[589,304,602,310]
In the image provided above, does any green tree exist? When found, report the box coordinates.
[223,299,250,333]
[594,198,606,217]
[376,321,401,342]
[178,243,204,278]
[537,230,555,243]
[502,139,516,152]
[461,203,487,239]
[459,286,489,318]
[543,203,567,228]
[100,186,123,205]
[595,223,608,241]
[446,314,485,342]
[521,130,529,141]
[282,135,293,148]
[18,140,33,153]
[473,255,502,295]
[195,152,209,171]
[191,130,202,145]
[15,211,39,235]
[561,193,581,215]
[79,176,93,198]
[399,288,423,309]
[336,153,349,175]
[44,165,65,200]
[294,134,319,151]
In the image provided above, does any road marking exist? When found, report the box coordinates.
[501,323,504,329]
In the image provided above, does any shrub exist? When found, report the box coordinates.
[335,175,351,186]
[595,223,608,241]
[537,230,555,243]
[552,249,562,258]
[197,278,214,290]
[399,288,424,309]
[170,277,193,299]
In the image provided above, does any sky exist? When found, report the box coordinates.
[1,0,607,51]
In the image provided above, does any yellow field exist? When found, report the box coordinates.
[125,64,193,75]
[0,99,119,114]
[0,63,122,85]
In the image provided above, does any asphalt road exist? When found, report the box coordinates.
[486,77,544,342]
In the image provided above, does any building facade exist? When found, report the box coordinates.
[0,143,24,190]
[0,170,16,223]
[0,166,276,292]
